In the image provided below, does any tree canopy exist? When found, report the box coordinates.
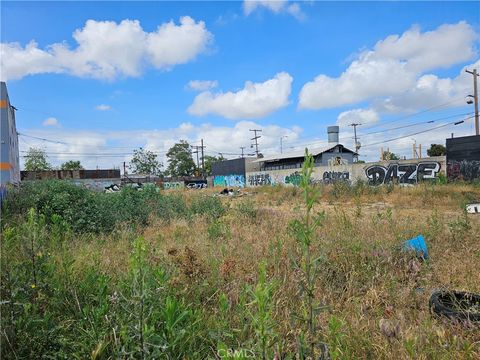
[382,150,400,161]
[427,144,446,157]
[166,140,196,177]
[61,160,84,170]
[24,147,52,171]
[128,148,163,175]
[203,155,225,176]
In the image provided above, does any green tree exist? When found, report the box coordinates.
[60,160,83,170]
[24,147,52,171]
[203,155,225,176]
[129,148,163,175]
[427,143,446,157]
[382,151,400,160]
[166,140,196,177]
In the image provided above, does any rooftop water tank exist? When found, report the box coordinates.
[327,126,339,144]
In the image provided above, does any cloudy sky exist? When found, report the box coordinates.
[1,1,479,170]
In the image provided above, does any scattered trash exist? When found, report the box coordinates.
[466,203,480,214]
[104,184,121,193]
[403,234,428,260]
[429,290,480,322]
[216,188,249,197]
[219,188,235,195]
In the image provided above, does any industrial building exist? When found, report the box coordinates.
[253,126,357,171]
[1,82,20,191]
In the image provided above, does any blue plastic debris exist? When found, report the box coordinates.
[403,235,428,260]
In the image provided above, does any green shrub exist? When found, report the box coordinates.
[235,199,258,221]
[190,195,225,219]
[3,181,190,234]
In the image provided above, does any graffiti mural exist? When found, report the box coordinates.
[365,162,441,186]
[285,171,302,186]
[185,180,208,189]
[447,160,480,181]
[70,179,119,192]
[213,175,246,188]
[322,171,350,184]
[248,174,272,186]
[162,181,183,190]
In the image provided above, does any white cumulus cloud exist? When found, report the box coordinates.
[188,72,293,119]
[299,22,478,110]
[373,59,480,113]
[1,16,213,81]
[337,109,380,127]
[243,1,305,20]
[95,104,111,111]
[186,80,219,91]
[42,117,59,126]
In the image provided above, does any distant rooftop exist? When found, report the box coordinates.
[253,144,357,163]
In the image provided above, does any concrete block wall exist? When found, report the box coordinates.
[245,156,446,187]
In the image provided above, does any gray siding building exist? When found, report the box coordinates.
[1,82,20,187]
[253,144,357,171]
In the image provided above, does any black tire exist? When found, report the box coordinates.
[429,290,480,322]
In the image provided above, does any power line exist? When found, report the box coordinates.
[287,111,473,150]
[18,133,141,150]
[361,115,473,148]
[356,111,473,137]
[286,99,468,149]
[18,133,69,145]
[360,97,466,131]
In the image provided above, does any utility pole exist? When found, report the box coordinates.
[250,129,262,157]
[466,68,479,135]
[280,135,288,154]
[349,123,361,162]
[123,161,126,175]
[240,146,245,158]
[192,146,200,169]
[200,139,205,177]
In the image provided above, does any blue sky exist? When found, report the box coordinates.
[1,1,479,169]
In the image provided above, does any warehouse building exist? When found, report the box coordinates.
[253,126,357,171]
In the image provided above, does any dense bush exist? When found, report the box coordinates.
[3,181,217,233]
[190,195,225,219]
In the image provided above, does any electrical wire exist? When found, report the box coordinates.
[355,111,473,137]
[360,116,473,148]
[287,110,473,150]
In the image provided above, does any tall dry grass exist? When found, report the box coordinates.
[2,181,480,358]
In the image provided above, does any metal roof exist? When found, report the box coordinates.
[252,144,357,163]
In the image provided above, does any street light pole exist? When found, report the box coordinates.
[466,68,479,135]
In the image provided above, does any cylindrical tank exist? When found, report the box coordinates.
[327,126,339,144]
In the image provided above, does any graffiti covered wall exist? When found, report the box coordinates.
[69,178,121,192]
[246,157,446,187]
[365,162,441,186]
[246,164,353,187]
[213,175,246,188]
[185,179,208,189]
[161,181,183,190]
[447,160,480,181]
[446,135,480,182]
